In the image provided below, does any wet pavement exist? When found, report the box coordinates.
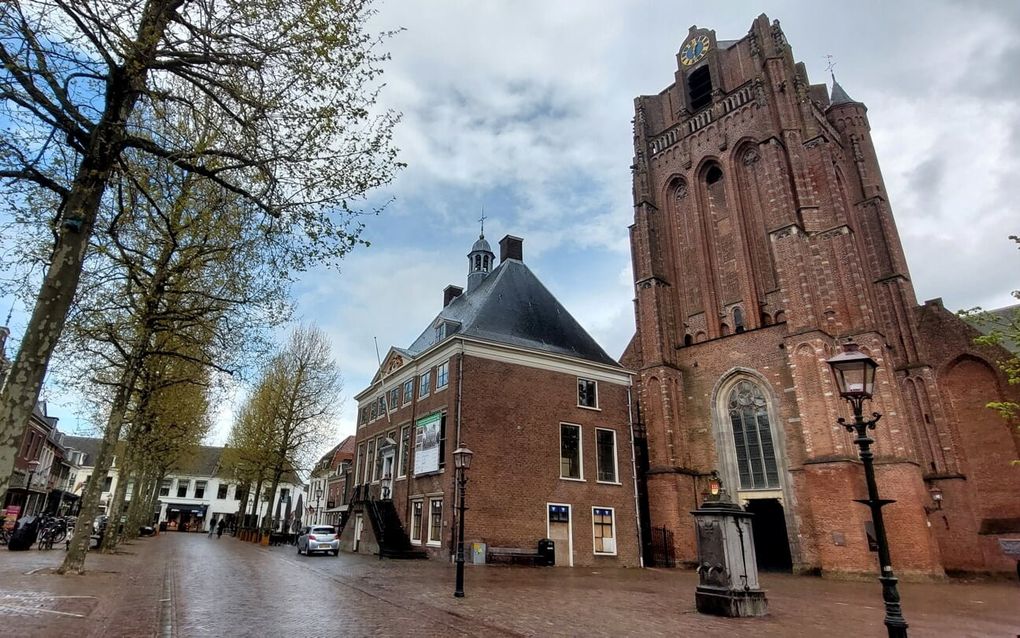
[1,532,1018,636]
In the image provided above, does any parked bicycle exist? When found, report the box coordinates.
[35,515,71,550]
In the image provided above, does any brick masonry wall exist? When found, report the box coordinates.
[459,354,640,568]
[628,16,1012,576]
[351,348,640,567]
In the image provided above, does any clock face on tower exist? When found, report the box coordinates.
[680,34,710,66]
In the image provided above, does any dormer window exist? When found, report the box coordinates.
[688,66,712,112]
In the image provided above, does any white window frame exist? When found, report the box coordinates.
[419,370,431,399]
[177,479,190,498]
[402,379,414,405]
[427,497,443,546]
[559,423,584,481]
[409,499,423,544]
[354,443,365,485]
[594,428,620,484]
[577,378,599,410]
[591,506,617,556]
[194,480,207,499]
[397,424,410,479]
[436,361,449,390]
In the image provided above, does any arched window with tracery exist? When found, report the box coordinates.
[728,380,780,489]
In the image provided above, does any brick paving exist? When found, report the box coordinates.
[2,533,1018,636]
[0,536,164,637]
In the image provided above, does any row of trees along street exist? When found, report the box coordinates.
[0,0,401,573]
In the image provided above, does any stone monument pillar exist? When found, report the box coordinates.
[692,498,768,617]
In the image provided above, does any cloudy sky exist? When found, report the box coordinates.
[20,0,1020,453]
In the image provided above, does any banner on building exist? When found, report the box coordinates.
[414,412,442,475]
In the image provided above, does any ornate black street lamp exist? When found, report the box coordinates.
[452,446,473,598]
[314,487,323,526]
[25,459,40,515]
[826,342,909,638]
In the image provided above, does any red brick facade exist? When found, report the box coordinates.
[623,15,1020,577]
[342,244,640,567]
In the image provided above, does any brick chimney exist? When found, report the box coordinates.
[443,285,464,307]
[499,235,523,263]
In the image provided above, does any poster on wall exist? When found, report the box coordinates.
[414,412,442,475]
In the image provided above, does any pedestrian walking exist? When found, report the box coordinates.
[217,518,226,539]
[208,517,217,537]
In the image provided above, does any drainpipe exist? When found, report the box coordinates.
[451,344,465,560]
[626,385,644,568]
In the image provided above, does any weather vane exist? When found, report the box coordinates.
[478,207,487,237]
[824,54,836,80]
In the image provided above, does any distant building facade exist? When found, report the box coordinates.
[623,15,1020,577]
[4,402,74,517]
[341,234,640,567]
[309,435,355,528]
[62,437,302,532]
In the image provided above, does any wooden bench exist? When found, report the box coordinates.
[487,547,541,565]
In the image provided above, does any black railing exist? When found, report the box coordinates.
[648,526,676,568]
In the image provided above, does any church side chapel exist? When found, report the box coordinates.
[621,14,1020,577]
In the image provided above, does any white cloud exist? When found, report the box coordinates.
[23,1,1020,457]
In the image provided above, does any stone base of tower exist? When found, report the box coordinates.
[798,459,945,580]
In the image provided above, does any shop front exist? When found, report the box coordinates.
[163,503,209,532]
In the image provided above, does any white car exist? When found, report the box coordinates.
[297,525,339,556]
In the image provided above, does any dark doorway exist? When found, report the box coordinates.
[745,498,793,572]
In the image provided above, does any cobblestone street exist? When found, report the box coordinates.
[1,533,1017,637]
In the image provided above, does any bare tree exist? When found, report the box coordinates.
[226,325,340,534]
[0,0,401,504]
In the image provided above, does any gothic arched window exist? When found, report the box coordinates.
[727,380,780,489]
[733,307,745,333]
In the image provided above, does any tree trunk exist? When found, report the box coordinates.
[263,470,283,533]
[0,0,187,506]
[235,479,252,533]
[101,458,133,552]
[59,365,143,573]
[249,477,263,530]
[123,470,152,541]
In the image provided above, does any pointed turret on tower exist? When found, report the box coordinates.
[466,213,494,291]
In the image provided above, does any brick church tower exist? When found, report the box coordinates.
[622,14,1020,577]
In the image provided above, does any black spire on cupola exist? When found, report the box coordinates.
[466,212,494,291]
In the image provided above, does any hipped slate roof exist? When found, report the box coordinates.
[406,258,620,368]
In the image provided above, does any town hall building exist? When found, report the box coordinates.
[341,234,641,567]
[622,15,1020,577]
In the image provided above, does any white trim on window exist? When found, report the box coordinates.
[594,427,620,484]
[559,423,584,481]
[577,377,599,410]
[435,361,449,391]
[409,499,423,544]
[591,506,617,556]
[419,370,431,399]
[427,497,443,546]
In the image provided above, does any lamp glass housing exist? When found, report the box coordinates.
[27,459,40,472]
[453,446,473,470]
[315,487,323,500]
[826,343,878,399]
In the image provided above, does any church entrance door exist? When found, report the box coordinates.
[745,498,792,572]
